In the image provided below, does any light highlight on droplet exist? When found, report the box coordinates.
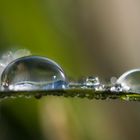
[116,69,140,93]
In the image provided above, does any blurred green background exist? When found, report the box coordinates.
[0,0,140,140]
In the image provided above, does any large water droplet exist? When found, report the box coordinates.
[116,69,140,93]
[1,56,67,91]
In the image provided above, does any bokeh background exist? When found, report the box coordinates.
[0,0,140,140]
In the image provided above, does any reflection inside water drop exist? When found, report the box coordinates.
[1,56,68,91]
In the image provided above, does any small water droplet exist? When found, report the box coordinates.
[110,83,123,92]
[10,96,16,99]
[116,69,140,93]
[110,77,117,85]
[25,95,32,99]
[84,76,104,91]
[18,95,24,98]
[120,95,131,101]
[85,77,100,87]
[34,93,42,99]
[1,56,67,91]
[4,96,8,99]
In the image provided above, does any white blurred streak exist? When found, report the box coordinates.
[13,49,31,59]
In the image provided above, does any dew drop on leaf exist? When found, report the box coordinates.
[116,69,140,93]
[1,56,67,91]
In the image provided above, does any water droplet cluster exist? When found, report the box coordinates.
[69,69,140,94]
[0,49,139,97]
